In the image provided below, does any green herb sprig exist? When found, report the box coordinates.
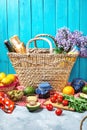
[63,94,87,113]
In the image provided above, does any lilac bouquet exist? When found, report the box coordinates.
[55,27,87,57]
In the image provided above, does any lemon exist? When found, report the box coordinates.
[0,72,6,81]
[7,74,16,82]
[0,83,4,86]
[1,77,12,85]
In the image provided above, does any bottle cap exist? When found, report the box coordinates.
[4,40,9,44]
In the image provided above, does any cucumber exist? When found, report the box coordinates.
[80,93,87,100]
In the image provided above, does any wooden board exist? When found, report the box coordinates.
[44,99,74,111]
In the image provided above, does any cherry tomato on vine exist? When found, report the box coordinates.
[62,100,69,106]
[55,108,62,116]
[53,93,59,99]
[50,96,57,103]
[46,104,53,111]
[57,94,63,103]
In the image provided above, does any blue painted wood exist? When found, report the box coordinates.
[31,0,44,48]
[0,0,87,82]
[68,0,80,31]
[80,0,87,35]
[79,58,87,81]
[44,0,56,48]
[68,0,80,82]
[79,0,87,81]
[0,0,8,73]
[7,0,19,37]
[7,0,19,73]
[19,0,31,45]
[56,0,68,30]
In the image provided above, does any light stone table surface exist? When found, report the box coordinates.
[0,106,87,130]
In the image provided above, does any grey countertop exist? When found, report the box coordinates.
[0,106,87,130]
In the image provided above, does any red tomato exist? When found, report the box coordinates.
[57,94,63,103]
[55,108,62,116]
[46,104,53,111]
[50,96,57,103]
[53,93,59,99]
[62,100,69,106]
[50,90,56,95]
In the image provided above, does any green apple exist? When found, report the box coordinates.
[23,86,35,96]
[82,85,87,94]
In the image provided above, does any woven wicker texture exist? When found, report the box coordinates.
[8,35,78,92]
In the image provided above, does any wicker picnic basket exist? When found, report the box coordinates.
[8,34,78,91]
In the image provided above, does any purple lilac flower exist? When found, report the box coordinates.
[55,27,87,55]
[55,28,72,51]
[80,47,87,57]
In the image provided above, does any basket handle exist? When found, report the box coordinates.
[26,37,53,54]
[34,33,57,47]
[80,116,87,130]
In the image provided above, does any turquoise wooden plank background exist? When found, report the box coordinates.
[0,0,87,82]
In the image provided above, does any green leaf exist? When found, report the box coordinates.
[54,47,64,54]
[63,94,87,113]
